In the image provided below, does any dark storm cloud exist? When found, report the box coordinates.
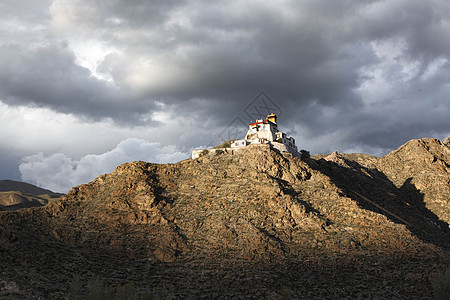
[85,0,379,127]
[0,149,22,180]
[1,0,449,154]
[0,43,159,123]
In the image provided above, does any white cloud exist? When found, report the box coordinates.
[19,138,188,193]
[420,57,448,81]
[0,100,213,156]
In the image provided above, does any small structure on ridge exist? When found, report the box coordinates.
[192,113,300,159]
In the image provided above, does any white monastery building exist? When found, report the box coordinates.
[192,113,301,159]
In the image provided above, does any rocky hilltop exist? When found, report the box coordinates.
[0,137,449,299]
[377,138,450,223]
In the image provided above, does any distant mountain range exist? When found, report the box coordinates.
[0,179,62,211]
[0,137,449,298]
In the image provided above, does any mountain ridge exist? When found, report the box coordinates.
[0,179,62,196]
[0,137,449,298]
[0,179,63,211]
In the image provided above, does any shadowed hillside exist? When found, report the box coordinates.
[0,179,61,196]
[0,180,63,211]
[0,138,449,299]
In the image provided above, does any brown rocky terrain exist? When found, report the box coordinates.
[0,137,449,299]
[0,180,62,211]
[376,138,450,224]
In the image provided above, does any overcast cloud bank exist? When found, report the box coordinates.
[1,0,449,190]
[19,139,188,193]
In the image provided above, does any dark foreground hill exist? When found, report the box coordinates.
[0,180,62,211]
[0,138,449,299]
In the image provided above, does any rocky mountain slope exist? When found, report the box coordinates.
[0,138,449,299]
[376,138,450,223]
[0,180,62,211]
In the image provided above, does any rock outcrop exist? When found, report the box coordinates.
[443,135,450,147]
[376,138,450,224]
[0,140,449,299]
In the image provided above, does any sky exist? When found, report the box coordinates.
[1,0,449,193]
